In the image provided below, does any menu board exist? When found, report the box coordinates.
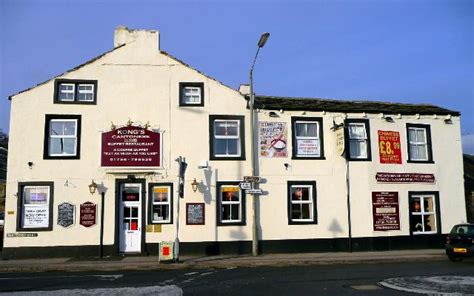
[372,192,400,231]
[80,202,97,227]
[57,202,75,228]
[378,131,402,164]
[186,203,205,225]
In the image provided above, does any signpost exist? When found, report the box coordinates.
[244,176,261,183]
[239,182,252,190]
[245,189,263,195]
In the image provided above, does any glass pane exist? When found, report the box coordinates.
[424,197,434,212]
[408,128,417,142]
[291,204,302,219]
[153,187,169,202]
[60,84,74,91]
[416,129,426,142]
[123,220,130,230]
[226,139,239,155]
[77,93,93,101]
[153,205,169,221]
[131,207,138,218]
[222,205,231,221]
[410,144,427,160]
[349,124,366,139]
[24,187,48,204]
[78,84,93,91]
[63,121,76,135]
[214,139,227,155]
[214,122,227,136]
[50,121,64,136]
[291,186,310,201]
[222,190,239,202]
[412,215,423,232]
[131,219,139,230]
[231,204,239,220]
[301,204,311,219]
[411,198,421,212]
[423,214,435,232]
[124,207,130,218]
[59,92,74,101]
[49,138,63,155]
[296,122,317,137]
[63,138,76,155]
[349,140,367,158]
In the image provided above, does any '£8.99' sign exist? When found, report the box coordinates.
[378,131,402,164]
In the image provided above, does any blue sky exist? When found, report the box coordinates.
[1,0,473,152]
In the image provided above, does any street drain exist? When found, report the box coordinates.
[350,284,382,291]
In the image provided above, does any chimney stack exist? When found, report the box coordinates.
[114,26,160,50]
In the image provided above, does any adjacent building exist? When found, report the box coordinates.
[2,27,466,259]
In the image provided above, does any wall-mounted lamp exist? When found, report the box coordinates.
[191,178,199,192]
[88,180,98,195]
[27,161,34,169]
[384,116,394,123]
[444,115,452,124]
[269,111,279,118]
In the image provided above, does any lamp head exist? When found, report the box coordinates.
[258,32,270,48]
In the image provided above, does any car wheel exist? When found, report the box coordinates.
[447,254,463,262]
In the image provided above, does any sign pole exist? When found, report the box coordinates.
[100,191,105,258]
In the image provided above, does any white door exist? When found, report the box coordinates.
[119,183,142,253]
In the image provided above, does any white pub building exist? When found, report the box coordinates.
[2,28,466,258]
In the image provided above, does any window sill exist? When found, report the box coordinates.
[44,155,80,160]
[16,227,52,232]
[291,156,326,160]
[407,160,435,164]
[348,157,372,162]
[288,221,318,225]
[210,156,246,161]
[217,222,246,226]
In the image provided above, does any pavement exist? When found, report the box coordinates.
[0,249,449,273]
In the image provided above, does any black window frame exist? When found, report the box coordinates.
[209,115,246,161]
[406,123,434,163]
[345,118,372,161]
[148,182,173,225]
[179,82,205,107]
[54,79,98,105]
[216,181,246,226]
[43,114,82,160]
[17,181,54,232]
[287,181,318,225]
[408,191,441,236]
[291,117,325,160]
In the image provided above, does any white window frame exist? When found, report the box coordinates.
[214,119,241,157]
[220,185,242,224]
[151,185,171,223]
[22,185,50,229]
[295,121,320,157]
[77,84,95,102]
[411,194,437,235]
[48,119,78,157]
[182,86,202,105]
[348,122,368,159]
[58,83,75,102]
[408,127,429,161]
[290,185,314,222]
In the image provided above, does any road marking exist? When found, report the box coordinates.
[0,274,123,281]
[185,272,198,276]
[201,272,214,276]
[380,276,474,295]
[350,285,382,291]
[0,285,183,296]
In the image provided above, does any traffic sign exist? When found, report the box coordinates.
[245,189,263,195]
[243,176,261,183]
[239,182,252,190]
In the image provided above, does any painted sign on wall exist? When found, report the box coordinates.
[376,173,435,183]
[372,192,400,231]
[57,202,75,228]
[101,126,161,167]
[378,131,402,164]
[259,122,288,158]
[80,202,96,227]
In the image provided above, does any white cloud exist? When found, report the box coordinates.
[462,134,474,155]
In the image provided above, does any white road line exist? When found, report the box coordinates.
[184,272,198,276]
[200,272,214,276]
[0,285,183,296]
[0,274,123,281]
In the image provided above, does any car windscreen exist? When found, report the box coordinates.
[450,225,474,235]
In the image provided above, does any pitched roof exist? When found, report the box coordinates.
[252,95,460,116]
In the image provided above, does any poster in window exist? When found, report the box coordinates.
[297,139,320,156]
[23,207,49,228]
[372,192,400,231]
[259,122,288,158]
[186,203,205,225]
[378,131,402,164]
[57,202,75,228]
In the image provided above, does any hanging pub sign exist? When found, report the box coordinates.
[376,172,435,183]
[259,122,288,158]
[80,202,96,227]
[57,202,75,228]
[335,126,345,156]
[101,126,161,167]
[372,192,400,231]
[378,130,402,164]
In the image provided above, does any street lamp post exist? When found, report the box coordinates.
[249,32,270,257]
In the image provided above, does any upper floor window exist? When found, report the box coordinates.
[346,119,371,161]
[287,181,317,224]
[406,123,433,163]
[44,115,81,159]
[54,79,97,104]
[291,117,324,159]
[209,115,245,160]
[179,82,204,107]
[18,182,54,231]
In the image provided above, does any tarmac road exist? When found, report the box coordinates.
[0,260,473,295]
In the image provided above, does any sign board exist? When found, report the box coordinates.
[6,233,38,238]
[259,122,288,158]
[244,176,261,183]
[378,131,402,164]
[245,189,263,195]
[186,203,205,225]
[239,182,252,190]
[159,241,175,262]
[101,126,161,167]
[57,202,75,228]
[372,192,400,231]
[376,172,435,183]
[80,202,97,227]
[335,127,345,156]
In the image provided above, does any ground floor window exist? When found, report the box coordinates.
[18,182,54,231]
[217,182,246,225]
[409,192,439,235]
[148,183,173,224]
[287,181,317,224]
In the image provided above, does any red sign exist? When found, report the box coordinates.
[376,172,435,183]
[378,131,402,164]
[80,202,97,227]
[372,192,400,231]
[101,126,161,167]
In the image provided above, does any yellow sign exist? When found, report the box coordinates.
[222,187,239,192]
[154,187,168,193]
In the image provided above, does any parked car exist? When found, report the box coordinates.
[445,223,474,262]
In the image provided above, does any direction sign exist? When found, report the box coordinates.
[239,182,252,190]
[245,189,263,195]
[243,176,261,183]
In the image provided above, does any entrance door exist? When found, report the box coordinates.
[119,183,142,253]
